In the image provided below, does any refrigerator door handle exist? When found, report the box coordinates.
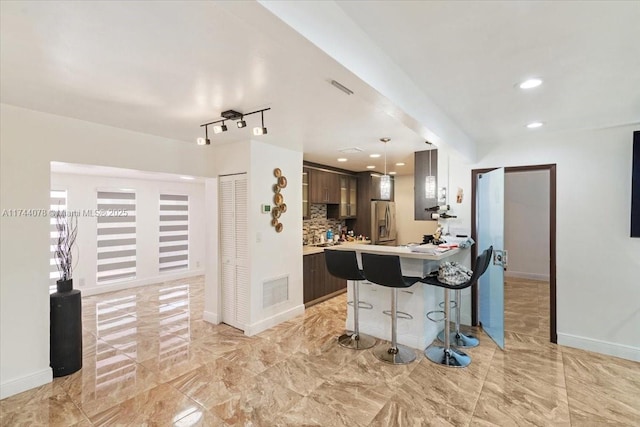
[385,204,390,233]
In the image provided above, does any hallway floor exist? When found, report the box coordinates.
[504,276,550,340]
[2,276,639,426]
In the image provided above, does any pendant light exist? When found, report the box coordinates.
[425,142,436,199]
[380,138,391,200]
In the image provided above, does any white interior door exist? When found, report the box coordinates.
[219,174,249,331]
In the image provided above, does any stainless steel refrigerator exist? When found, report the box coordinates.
[371,201,397,245]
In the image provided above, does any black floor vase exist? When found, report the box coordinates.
[50,279,82,377]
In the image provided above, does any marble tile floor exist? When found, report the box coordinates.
[504,277,550,340]
[2,276,639,426]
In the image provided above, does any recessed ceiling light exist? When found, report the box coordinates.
[395,162,405,166]
[519,78,543,89]
[370,154,381,158]
[366,165,375,169]
[337,158,347,162]
[526,122,544,129]
[389,171,397,175]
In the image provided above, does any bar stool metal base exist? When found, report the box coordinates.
[424,345,471,368]
[337,332,376,350]
[437,330,480,348]
[373,343,416,365]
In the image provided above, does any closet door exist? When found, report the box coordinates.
[219,174,249,330]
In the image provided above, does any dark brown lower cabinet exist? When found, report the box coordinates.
[303,252,346,306]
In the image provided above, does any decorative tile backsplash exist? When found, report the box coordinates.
[303,204,345,244]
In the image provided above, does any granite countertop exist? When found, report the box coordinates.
[303,240,371,256]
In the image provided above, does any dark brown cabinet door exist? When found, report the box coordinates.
[302,168,310,219]
[310,169,340,204]
[348,176,358,217]
[303,252,346,305]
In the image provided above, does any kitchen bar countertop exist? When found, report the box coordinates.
[303,240,371,256]
[327,243,460,260]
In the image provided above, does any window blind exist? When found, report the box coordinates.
[159,194,189,272]
[96,191,136,283]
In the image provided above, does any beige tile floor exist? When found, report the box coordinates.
[2,276,639,426]
[504,277,551,340]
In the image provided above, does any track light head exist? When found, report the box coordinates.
[237,119,247,128]
[253,126,267,136]
[196,137,210,146]
[213,122,228,134]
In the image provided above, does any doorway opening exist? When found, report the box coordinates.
[471,164,557,343]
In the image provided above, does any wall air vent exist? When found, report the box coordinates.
[263,275,289,308]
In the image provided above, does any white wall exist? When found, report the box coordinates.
[504,170,550,281]
[446,124,640,360]
[0,104,216,399]
[247,141,303,334]
[203,139,304,336]
[50,172,206,295]
[394,174,438,244]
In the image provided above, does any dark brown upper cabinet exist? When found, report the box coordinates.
[309,169,341,204]
[338,175,358,218]
[414,149,438,220]
[302,167,310,219]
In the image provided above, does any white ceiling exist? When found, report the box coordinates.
[2,1,640,176]
[335,1,640,148]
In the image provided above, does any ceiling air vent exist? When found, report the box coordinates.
[339,147,364,154]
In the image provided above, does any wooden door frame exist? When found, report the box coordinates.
[471,164,557,343]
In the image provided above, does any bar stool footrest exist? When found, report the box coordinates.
[347,300,374,310]
[426,310,445,322]
[382,310,413,320]
[438,300,458,309]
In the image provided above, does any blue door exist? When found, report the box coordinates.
[477,168,505,349]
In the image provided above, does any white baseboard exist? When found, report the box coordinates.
[81,269,205,296]
[505,270,550,281]
[558,332,640,362]
[202,310,219,325]
[0,368,52,400]
[244,304,305,337]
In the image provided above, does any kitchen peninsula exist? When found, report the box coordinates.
[327,243,465,350]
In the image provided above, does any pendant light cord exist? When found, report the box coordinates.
[384,141,387,175]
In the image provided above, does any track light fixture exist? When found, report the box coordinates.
[198,108,270,145]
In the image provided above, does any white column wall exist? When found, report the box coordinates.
[246,140,303,335]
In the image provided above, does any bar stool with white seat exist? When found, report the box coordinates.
[325,249,376,350]
[361,253,422,365]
